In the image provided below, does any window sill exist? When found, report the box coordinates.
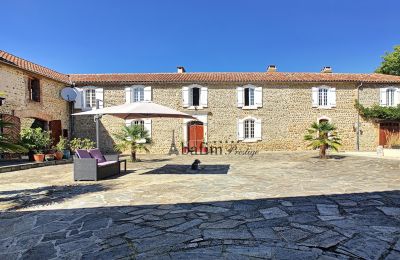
[314,106,334,109]
[186,106,204,110]
[241,139,260,143]
[242,106,258,110]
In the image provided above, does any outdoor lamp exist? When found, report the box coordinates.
[0,96,5,106]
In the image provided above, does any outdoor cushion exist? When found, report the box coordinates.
[76,149,92,159]
[88,148,106,163]
[98,161,117,167]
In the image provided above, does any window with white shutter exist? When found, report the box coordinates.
[312,86,335,109]
[238,117,261,142]
[238,85,261,109]
[381,87,399,107]
[125,118,151,143]
[183,85,207,109]
[80,87,103,110]
[73,87,84,109]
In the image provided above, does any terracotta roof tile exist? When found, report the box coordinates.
[69,71,400,85]
[0,50,70,84]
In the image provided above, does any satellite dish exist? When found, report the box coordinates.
[61,87,77,102]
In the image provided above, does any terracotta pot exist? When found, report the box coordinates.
[33,154,45,162]
[54,151,63,160]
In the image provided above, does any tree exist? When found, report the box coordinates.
[0,119,28,153]
[376,45,400,76]
[304,122,341,159]
[113,124,151,162]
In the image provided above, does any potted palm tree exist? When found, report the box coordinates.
[113,124,151,162]
[21,128,52,162]
[0,119,27,154]
[304,121,341,159]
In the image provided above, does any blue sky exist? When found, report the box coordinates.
[2,0,400,74]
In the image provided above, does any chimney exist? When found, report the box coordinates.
[267,65,277,72]
[177,66,186,73]
[321,66,332,73]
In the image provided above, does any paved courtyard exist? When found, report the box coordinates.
[1,152,400,259]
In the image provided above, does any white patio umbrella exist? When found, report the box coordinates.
[72,101,195,148]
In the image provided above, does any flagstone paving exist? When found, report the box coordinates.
[0,152,400,259]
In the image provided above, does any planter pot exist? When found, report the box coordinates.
[28,150,35,161]
[33,154,45,162]
[54,151,63,160]
[45,154,55,161]
[62,149,71,159]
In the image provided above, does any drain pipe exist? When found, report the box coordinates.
[356,82,363,151]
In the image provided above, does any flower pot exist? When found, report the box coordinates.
[62,149,71,159]
[45,154,55,161]
[33,154,45,162]
[54,151,63,160]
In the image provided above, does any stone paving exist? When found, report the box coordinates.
[0,152,400,259]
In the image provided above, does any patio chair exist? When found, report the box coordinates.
[73,149,120,181]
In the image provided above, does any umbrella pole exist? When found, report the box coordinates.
[95,99,101,149]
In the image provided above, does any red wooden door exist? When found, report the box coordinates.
[379,122,400,146]
[188,123,204,152]
[49,120,62,146]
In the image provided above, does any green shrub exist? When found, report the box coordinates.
[21,128,52,154]
[69,138,96,151]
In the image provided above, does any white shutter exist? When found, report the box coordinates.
[125,119,133,127]
[182,86,189,107]
[73,87,84,109]
[95,88,104,108]
[200,87,208,107]
[237,119,244,140]
[395,88,400,106]
[255,87,262,108]
[144,86,152,101]
[312,87,318,107]
[237,87,244,107]
[255,118,262,140]
[380,88,387,106]
[125,87,132,104]
[144,119,152,138]
[329,87,336,108]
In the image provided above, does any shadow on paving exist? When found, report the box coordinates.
[1,190,400,259]
[142,164,230,175]
[0,184,108,211]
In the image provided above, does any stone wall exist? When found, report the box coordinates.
[0,63,70,134]
[73,82,399,154]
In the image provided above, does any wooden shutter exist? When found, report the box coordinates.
[237,87,244,107]
[49,120,62,146]
[328,88,336,108]
[95,88,104,108]
[237,119,244,140]
[255,87,263,107]
[182,86,189,107]
[255,118,262,140]
[0,114,21,143]
[125,87,132,104]
[312,87,319,107]
[144,86,152,101]
[73,87,84,109]
[380,88,387,106]
[200,87,208,107]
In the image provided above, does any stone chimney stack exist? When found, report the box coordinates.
[267,65,277,72]
[177,66,186,73]
[321,66,332,73]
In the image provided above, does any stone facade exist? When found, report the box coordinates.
[73,82,399,154]
[0,63,70,136]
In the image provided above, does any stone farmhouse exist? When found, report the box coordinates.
[1,50,400,154]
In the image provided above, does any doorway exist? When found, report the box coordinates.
[188,121,204,152]
[379,122,400,147]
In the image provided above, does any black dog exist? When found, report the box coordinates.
[191,159,201,170]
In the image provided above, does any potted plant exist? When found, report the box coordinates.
[21,128,52,162]
[54,136,69,160]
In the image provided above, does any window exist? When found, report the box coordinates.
[190,87,200,106]
[131,120,144,130]
[133,87,144,102]
[318,88,328,107]
[244,87,255,106]
[84,89,96,108]
[244,119,255,139]
[387,88,396,106]
[28,77,40,102]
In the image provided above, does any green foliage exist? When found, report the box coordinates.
[113,124,151,161]
[355,100,400,121]
[69,138,96,151]
[0,119,28,153]
[304,121,341,159]
[20,128,52,154]
[375,45,400,76]
[55,136,69,151]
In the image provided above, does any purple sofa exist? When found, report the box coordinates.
[73,149,120,181]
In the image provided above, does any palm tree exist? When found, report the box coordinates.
[113,124,151,161]
[304,121,341,159]
[0,119,27,153]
